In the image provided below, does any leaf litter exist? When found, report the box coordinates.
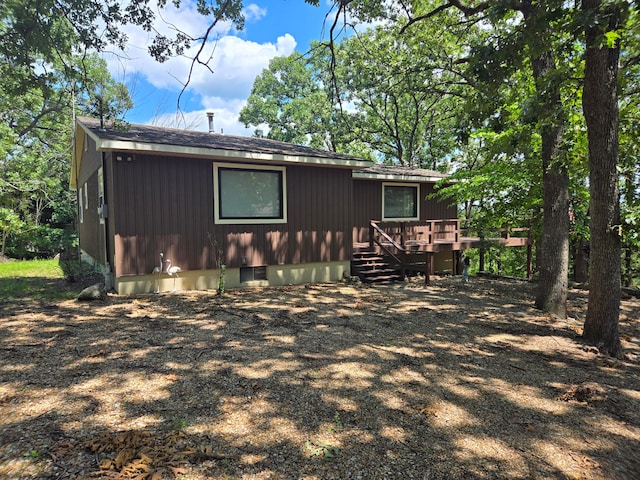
[0,276,639,479]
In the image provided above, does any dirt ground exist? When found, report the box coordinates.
[1,276,639,480]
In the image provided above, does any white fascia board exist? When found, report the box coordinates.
[94,138,372,169]
[352,171,447,183]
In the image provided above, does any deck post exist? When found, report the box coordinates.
[369,221,375,251]
[526,226,533,279]
[424,253,431,285]
[479,231,485,272]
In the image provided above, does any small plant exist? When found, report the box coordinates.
[305,440,340,459]
[209,233,226,296]
[333,411,343,429]
[24,449,41,461]
[218,264,226,296]
[59,258,99,283]
[328,411,342,433]
[173,417,189,431]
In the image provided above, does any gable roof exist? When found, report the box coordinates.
[354,164,448,183]
[75,116,372,168]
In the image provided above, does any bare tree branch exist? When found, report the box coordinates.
[175,0,235,115]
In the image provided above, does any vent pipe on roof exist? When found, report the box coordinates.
[206,112,215,134]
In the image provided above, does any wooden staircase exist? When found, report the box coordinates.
[351,249,403,283]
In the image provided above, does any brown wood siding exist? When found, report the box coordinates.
[213,165,353,268]
[78,135,102,186]
[78,171,102,262]
[420,183,457,220]
[104,154,116,272]
[352,179,457,244]
[111,155,353,277]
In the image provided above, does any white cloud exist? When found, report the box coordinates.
[243,3,267,22]
[102,1,301,136]
[112,33,295,95]
[104,0,296,98]
[149,98,252,137]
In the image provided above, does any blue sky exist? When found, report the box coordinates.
[104,1,337,135]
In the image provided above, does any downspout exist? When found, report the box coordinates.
[70,110,82,266]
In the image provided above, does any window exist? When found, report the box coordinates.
[382,183,419,220]
[240,266,267,282]
[78,185,84,223]
[214,163,287,224]
[98,167,105,225]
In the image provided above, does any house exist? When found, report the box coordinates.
[72,117,374,293]
[71,117,529,293]
[352,164,458,277]
[351,164,531,281]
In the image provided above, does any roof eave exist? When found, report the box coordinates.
[91,137,372,169]
[352,171,448,183]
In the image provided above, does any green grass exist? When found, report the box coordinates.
[0,258,63,278]
[0,259,76,302]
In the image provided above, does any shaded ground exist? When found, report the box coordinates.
[1,276,639,479]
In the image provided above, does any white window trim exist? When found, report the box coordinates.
[213,162,288,225]
[382,182,420,221]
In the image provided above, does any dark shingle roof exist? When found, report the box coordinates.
[78,117,371,164]
[355,164,448,181]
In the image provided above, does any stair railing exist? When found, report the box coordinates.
[369,220,403,266]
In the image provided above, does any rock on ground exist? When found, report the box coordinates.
[76,282,106,301]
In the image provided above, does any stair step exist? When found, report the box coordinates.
[358,267,400,276]
[352,248,404,284]
[351,260,388,267]
[352,253,383,259]
[361,274,404,283]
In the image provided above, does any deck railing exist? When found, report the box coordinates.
[367,219,531,248]
[368,220,432,283]
[369,219,463,249]
[366,219,532,281]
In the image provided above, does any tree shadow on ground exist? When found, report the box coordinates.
[1,277,639,479]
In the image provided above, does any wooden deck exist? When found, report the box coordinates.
[354,220,532,253]
[352,220,532,284]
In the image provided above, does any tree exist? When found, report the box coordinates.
[519,1,571,318]
[0,53,131,258]
[0,207,23,257]
[242,22,468,168]
[397,1,573,316]
[336,24,465,169]
[581,0,629,358]
[239,51,343,151]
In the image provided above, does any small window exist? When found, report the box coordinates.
[214,163,287,224]
[383,183,419,220]
[240,266,267,282]
[78,187,84,224]
[98,167,105,225]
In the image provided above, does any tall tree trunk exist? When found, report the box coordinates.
[582,0,623,358]
[574,237,589,283]
[624,248,632,287]
[534,120,569,317]
[521,2,570,318]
